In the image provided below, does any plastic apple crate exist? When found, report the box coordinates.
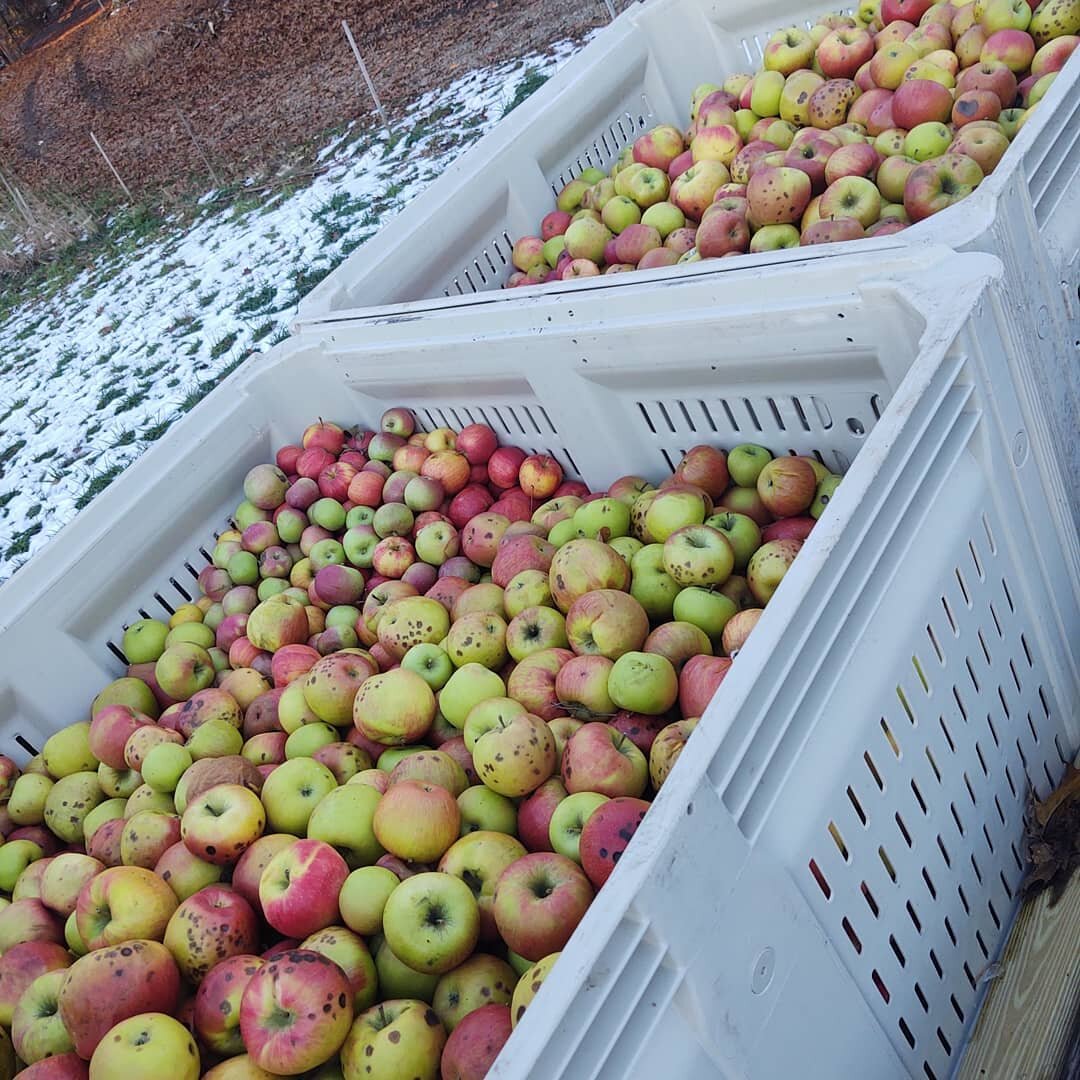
[1,248,1077,1078]
[294,0,1080,525]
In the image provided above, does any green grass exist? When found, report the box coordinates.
[235,283,278,315]
[5,523,41,560]
[209,331,239,360]
[197,289,220,309]
[251,320,277,342]
[114,388,151,413]
[52,348,79,379]
[0,439,28,477]
[75,463,127,510]
[0,397,28,425]
[32,446,58,463]
[503,68,550,117]
[0,490,16,511]
[96,386,125,411]
[144,417,174,441]
[111,429,137,447]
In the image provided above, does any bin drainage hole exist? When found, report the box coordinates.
[846,418,865,436]
[751,947,775,995]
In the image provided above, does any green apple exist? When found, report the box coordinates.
[904,121,953,161]
[326,605,361,630]
[458,785,518,835]
[141,743,193,793]
[226,550,259,586]
[7,772,53,825]
[672,586,738,646]
[734,107,759,141]
[307,783,384,868]
[260,757,337,834]
[82,798,127,845]
[543,235,567,268]
[122,618,170,664]
[704,511,762,571]
[629,543,681,621]
[165,622,216,650]
[580,167,606,184]
[609,536,644,564]
[503,570,553,618]
[44,771,105,842]
[258,578,289,600]
[42,722,98,777]
[383,872,480,975]
[640,201,685,238]
[346,505,375,528]
[727,443,773,487]
[0,839,43,892]
[751,70,786,117]
[811,474,843,519]
[573,498,631,541]
[607,651,679,715]
[340,865,400,935]
[377,745,432,772]
[547,518,581,547]
[402,643,454,691]
[342,997,446,1077]
[438,664,506,729]
[310,497,346,531]
[549,792,609,863]
[601,195,642,234]
[185,718,243,760]
[234,500,269,529]
[284,722,338,760]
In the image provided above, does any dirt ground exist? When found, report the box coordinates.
[0,0,605,201]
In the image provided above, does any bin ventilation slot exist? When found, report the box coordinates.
[442,232,513,297]
[802,512,1064,1077]
[548,102,655,196]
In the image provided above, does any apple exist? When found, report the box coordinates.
[353,668,436,745]
[510,951,561,1028]
[164,884,259,983]
[259,757,337,835]
[579,797,651,888]
[434,957,515,1033]
[239,949,354,1074]
[76,865,178,950]
[10,966,75,1064]
[649,718,699,790]
[747,538,805,604]
[341,999,447,1079]
[607,651,679,716]
[670,160,731,220]
[628,543,681,622]
[438,830,527,944]
[950,125,1011,174]
[439,663,507,729]
[756,456,819,517]
[506,606,568,660]
[565,589,649,659]
[763,26,817,73]
[58,939,181,1060]
[982,27,1036,72]
[548,538,630,612]
[259,838,349,938]
[678,654,733,718]
[492,852,594,962]
[39,853,104,918]
[120,811,181,869]
[807,79,862,130]
[471,711,557,798]
[381,871,480,976]
[373,780,460,863]
[193,953,265,1057]
[877,154,921,201]
[548,792,609,863]
[179,782,265,866]
[747,166,813,224]
[230,833,298,915]
[87,1012,199,1080]
[904,152,984,221]
[818,27,875,77]
[154,841,224,902]
[561,723,648,798]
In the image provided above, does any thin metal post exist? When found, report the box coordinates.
[341,20,389,130]
[90,130,131,199]
[175,107,221,187]
[601,0,617,20]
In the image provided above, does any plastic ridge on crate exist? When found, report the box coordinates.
[293,0,1080,533]
[1,247,1077,1078]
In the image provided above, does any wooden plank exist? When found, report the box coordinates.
[957,871,1080,1080]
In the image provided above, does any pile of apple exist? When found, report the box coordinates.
[0,410,841,1080]
[506,0,1078,283]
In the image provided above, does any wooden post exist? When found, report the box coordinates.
[341,20,389,131]
[175,107,221,187]
[90,130,131,200]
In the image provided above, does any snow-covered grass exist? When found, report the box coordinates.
[0,41,584,585]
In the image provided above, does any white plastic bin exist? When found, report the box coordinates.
[1,248,1077,1078]
[294,0,1080,525]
